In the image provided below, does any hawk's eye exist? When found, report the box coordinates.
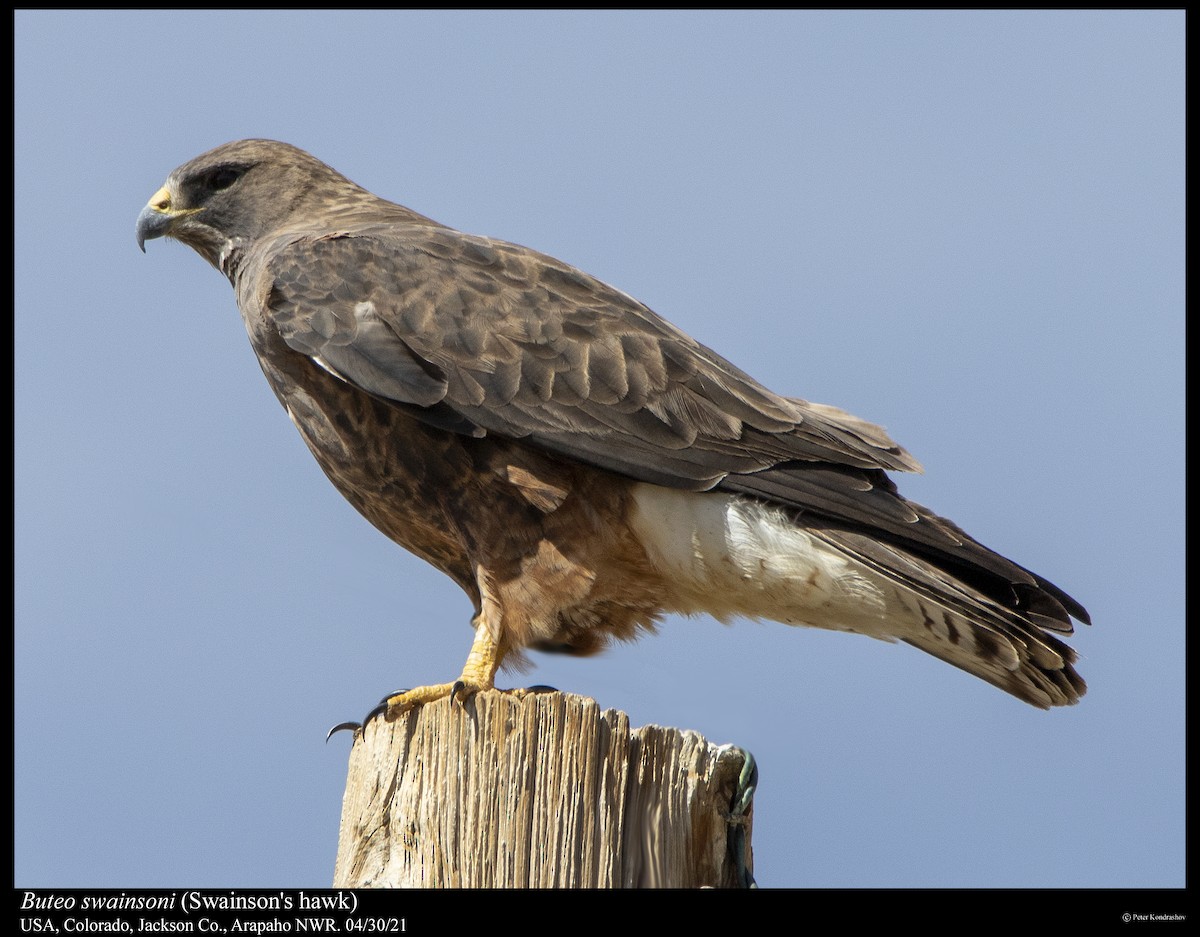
[205,166,245,191]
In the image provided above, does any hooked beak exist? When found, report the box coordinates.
[136,185,186,252]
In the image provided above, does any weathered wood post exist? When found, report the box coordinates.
[333,691,755,887]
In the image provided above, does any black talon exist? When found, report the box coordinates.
[526,684,558,694]
[451,680,467,703]
[354,688,411,729]
[327,688,413,744]
[362,700,391,726]
[326,721,361,743]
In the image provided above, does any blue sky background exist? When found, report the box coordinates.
[15,11,1183,891]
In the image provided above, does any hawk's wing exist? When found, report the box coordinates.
[262,225,920,475]
[257,223,1087,638]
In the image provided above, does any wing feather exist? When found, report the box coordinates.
[262,226,919,478]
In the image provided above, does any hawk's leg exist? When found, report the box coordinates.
[327,570,556,739]
[375,616,508,717]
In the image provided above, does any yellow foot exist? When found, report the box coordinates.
[325,616,557,742]
[376,617,511,718]
[379,681,559,717]
[325,683,559,741]
[382,681,479,716]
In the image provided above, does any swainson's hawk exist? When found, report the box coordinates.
[137,139,1088,711]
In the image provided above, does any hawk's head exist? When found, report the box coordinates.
[135,139,372,269]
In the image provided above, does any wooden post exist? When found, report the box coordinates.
[333,691,754,888]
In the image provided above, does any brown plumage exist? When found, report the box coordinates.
[137,139,1089,710]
